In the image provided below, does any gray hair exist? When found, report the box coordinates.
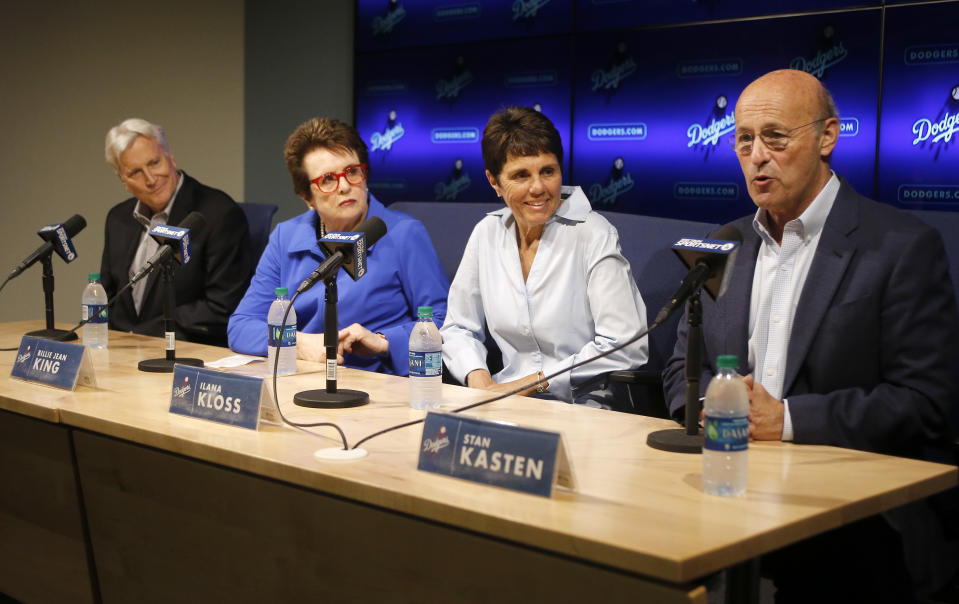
[104,118,169,172]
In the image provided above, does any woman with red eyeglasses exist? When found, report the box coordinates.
[228,117,448,376]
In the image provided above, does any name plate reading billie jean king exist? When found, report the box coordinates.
[11,335,96,389]
[418,412,576,497]
[169,364,280,430]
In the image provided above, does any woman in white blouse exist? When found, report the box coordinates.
[440,106,649,406]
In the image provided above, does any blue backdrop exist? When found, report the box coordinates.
[355,0,959,222]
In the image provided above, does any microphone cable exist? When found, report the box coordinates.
[266,289,351,450]
[349,312,670,451]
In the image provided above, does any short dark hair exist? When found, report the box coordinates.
[284,117,369,200]
[481,106,563,180]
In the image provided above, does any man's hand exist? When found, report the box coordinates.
[743,375,784,440]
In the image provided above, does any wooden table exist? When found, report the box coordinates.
[0,321,955,603]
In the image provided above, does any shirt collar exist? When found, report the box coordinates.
[490,185,593,227]
[288,194,386,254]
[132,170,184,227]
[752,171,839,245]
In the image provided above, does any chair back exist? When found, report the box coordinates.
[388,201,502,282]
[241,203,279,264]
[600,212,720,374]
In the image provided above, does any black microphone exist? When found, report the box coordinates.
[129,211,207,284]
[654,225,742,324]
[7,214,86,281]
[297,216,387,294]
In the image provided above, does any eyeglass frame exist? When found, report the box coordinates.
[728,117,831,156]
[310,163,368,193]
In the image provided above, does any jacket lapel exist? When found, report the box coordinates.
[719,222,759,368]
[782,181,858,394]
[138,172,196,317]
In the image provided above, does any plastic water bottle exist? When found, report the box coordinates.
[409,305,442,410]
[702,355,749,496]
[267,287,297,375]
[81,272,108,349]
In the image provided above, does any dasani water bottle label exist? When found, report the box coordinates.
[704,416,749,452]
[409,351,442,378]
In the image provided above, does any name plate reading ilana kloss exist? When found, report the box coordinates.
[11,335,96,390]
[169,364,280,430]
[417,412,576,497]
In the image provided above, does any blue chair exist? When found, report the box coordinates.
[599,212,719,416]
[241,203,279,264]
[388,201,501,282]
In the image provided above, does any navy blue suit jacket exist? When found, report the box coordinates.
[663,178,959,593]
[664,178,958,457]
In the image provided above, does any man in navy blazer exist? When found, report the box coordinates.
[101,118,253,347]
[664,70,958,601]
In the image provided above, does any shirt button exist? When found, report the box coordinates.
[523,328,530,336]
[780,265,788,272]
[766,368,775,376]
[773,315,781,323]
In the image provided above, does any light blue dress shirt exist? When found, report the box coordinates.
[441,186,649,404]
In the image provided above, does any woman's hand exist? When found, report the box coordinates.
[296,332,344,364]
[338,323,390,358]
[466,369,546,397]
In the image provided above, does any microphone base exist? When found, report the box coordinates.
[26,328,78,342]
[646,428,703,454]
[138,357,204,373]
[293,389,369,409]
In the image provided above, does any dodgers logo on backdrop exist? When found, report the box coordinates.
[790,41,848,79]
[687,112,736,148]
[512,0,551,20]
[588,157,634,206]
[436,56,473,100]
[591,42,636,92]
[912,111,959,146]
[423,425,451,455]
[687,95,736,154]
[372,1,406,35]
[435,159,472,201]
[370,109,406,152]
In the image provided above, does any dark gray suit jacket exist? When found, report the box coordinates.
[100,172,254,347]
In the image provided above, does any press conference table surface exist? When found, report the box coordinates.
[1,321,956,603]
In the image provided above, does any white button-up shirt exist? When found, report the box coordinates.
[749,172,839,440]
[441,186,649,404]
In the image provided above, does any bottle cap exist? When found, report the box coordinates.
[716,355,738,369]
[275,287,289,297]
[89,272,100,280]
[417,305,433,318]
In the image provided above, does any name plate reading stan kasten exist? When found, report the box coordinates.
[417,412,575,497]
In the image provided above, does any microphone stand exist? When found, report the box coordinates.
[25,255,77,341]
[647,290,704,453]
[293,275,369,408]
[138,260,204,373]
